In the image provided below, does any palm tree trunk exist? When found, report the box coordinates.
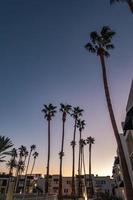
[45,119,51,194]
[89,144,91,176]
[78,131,82,197]
[71,119,76,197]
[80,146,83,196]
[127,0,133,14]
[30,159,35,175]
[99,54,133,200]
[59,118,65,199]
[88,144,93,198]
[23,151,31,193]
[82,147,87,198]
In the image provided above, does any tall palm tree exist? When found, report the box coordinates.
[58,104,72,199]
[42,103,57,194]
[71,107,84,197]
[77,119,85,197]
[0,136,13,162]
[7,148,17,175]
[86,137,95,179]
[14,145,27,192]
[24,150,29,165]
[85,26,133,200]
[30,151,39,175]
[110,0,133,14]
[24,145,36,193]
[25,145,36,175]
[79,138,86,197]
[86,137,95,199]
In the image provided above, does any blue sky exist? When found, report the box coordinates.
[0,0,133,176]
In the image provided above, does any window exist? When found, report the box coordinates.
[64,188,68,193]
[101,180,106,184]
[53,178,59,184]
[66,180,71,184]
[2,180,7,186]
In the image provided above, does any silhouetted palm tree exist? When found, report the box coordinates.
[42,103,57,194]
[25,145,36,175]
[86,136,95,198]
[14,145,27,192]
[7,148,17,175]
[24,145,36,193]
[86,137,95,179]
[30,151,39,175]
[0,136,13,162]
[24,150,29,166]
[110,0,133,14]
[71,107,84,197]
[58,104,72,199]
[77,119,85,197]
[85,26,133,200]
[79,138,86,197]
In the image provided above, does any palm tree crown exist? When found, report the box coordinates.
[71,107,84,120]
[0,136,13,162]
[30,145,36,152]
[86,137,95,145]
[85,26,115,57]
[42,103,57,121]
[77,119,85,132]
[33,151,39,159]
[60,103,72,121]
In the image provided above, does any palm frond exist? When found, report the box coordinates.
[85,43,96,53]
[106,44,114,50]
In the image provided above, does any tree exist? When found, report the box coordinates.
[30,151,39,175]
[24,150,29,166]
[85,26,133,200]
[42,103,57,194]
[25,145,36,175]
[7,148,17,175]
[76,119,85,197]
[86,137,95,198]
[14,145,27,192]
[0,136,13,162]
[110,0,133,14]
[79,138,86,197]
[71,107,84,197]
[24,145,36,193]
[58,104,72,199]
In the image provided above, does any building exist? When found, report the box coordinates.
[112,80,133,200]
[37,174,114,197]
[123,80,133,187]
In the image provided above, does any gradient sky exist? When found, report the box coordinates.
[0,0,133,177]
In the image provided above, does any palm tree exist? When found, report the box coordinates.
[7,148,17,175]
[58,104,72,199]
[24,145,36,193]
[86,137,95,198]
[0,136,13,162]
[85,26,133,200]
[110,0,133,14]
[71,107,84,197]
[17,160,25,175]
[30,151,39,175]
[25,145,36,175]
[79,138,86,197]
[24,150,29,165]
[14,145,27,192]
[42,103,57,194]
[76,119,85,197]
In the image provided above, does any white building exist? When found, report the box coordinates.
[112,80,133,200]
[37,174,114,197]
